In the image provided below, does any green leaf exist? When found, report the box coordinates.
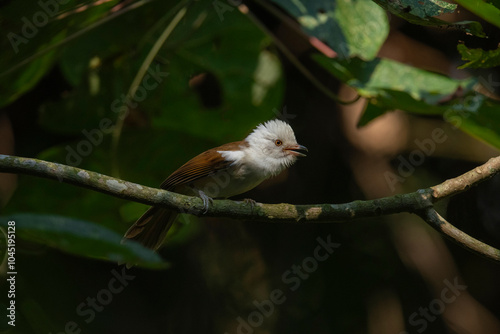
[144,3,284,142]
[364,91,500,148]
[0,47,59,108]
[0,214,167,269]
[359,88,445,125]
[314,54,500,149]
[373,0,486,37]
[357,102,387,127]
[457,44,500,69]
[270,0,389,60]
[378,0,457,18]
[454,0,500,29]
[314,55,475,104]
[37,2,283,142]
[445,96,500,148]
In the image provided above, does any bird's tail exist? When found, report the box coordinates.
[123,207,177,251]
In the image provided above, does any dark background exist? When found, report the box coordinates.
[0,1,499,333]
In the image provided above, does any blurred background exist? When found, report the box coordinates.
[1,0,500,333]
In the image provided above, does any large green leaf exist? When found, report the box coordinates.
[314,54,500,148]
[147,2,284,141]
[0,214,166,268]
[314,55,475,104]
[270,0,389,60]
[37,1,282,143]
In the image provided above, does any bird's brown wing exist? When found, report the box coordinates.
[160,141,248,190]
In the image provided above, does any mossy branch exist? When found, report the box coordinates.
[0,154,499,262]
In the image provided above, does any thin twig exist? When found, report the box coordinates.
[431,155,500,200]
[417,209,500,262]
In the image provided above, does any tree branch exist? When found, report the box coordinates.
[417,209,500,261]
[431,156,500,200]
[0,154,499,262]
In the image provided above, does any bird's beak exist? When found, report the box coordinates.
[284,144,308,157]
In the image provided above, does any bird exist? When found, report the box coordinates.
[123,119,307,251]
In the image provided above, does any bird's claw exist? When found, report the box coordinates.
[243,198,257,212]
[198,190,214,214]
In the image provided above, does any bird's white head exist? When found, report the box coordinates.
[244,119,307,176]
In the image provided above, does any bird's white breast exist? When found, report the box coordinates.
[211,149,270,198]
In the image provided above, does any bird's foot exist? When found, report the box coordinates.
[198,190,214,214]
[242,198,257,212]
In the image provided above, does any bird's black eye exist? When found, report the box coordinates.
[275,139,283,146]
